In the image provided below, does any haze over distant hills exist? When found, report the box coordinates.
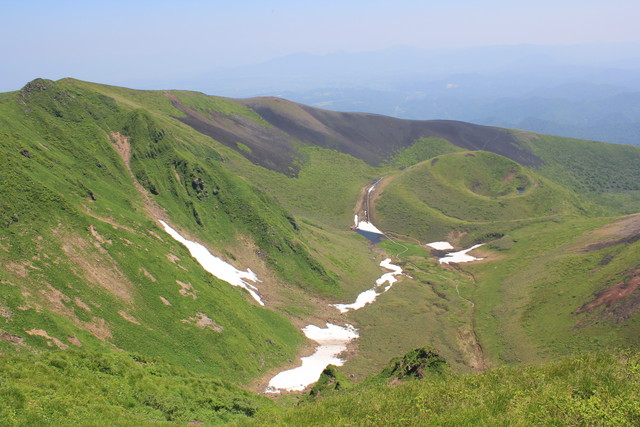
[166,43,640,146]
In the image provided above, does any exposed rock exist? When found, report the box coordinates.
[0,304,13,319]
[287,216,299,231]
[176,280,198,299]
[181,312,223,332]
[89,225,111,245]
[18,78,54,104]
[305,365,353,401]
[192,177,205,190]
[140,268,157,282]
[25,329,69,350]
[0,330,24,346]
[575,269,640,323]
[74,297,92,312]
[255,248,268,260]
[118,310,141,325]
[166,253,181,263]
[68,336,82,347]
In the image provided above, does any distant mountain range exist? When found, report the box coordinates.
[160,43,640,146]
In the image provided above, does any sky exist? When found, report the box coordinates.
[1,0,639,92]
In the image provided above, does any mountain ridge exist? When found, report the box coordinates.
[1,78,640,424]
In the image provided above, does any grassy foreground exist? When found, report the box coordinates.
[2,348,639,426]
[0,350,275,426]
[242,351,640,426]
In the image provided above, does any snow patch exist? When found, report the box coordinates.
[439,244,484,264]
[266,323,358,392]
[356,221,384,235]
[376,258,403,290]
[331,258,403,313]
[426,241,454,250]
[159,220,264,305]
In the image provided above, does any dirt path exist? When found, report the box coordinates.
[353,174,400,227]
[451,264,488,371]
[353,178,380,225]
[109,132,168,223]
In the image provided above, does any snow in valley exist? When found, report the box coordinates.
[426,241,454,250]
[265,323,359,392]
[159,220,264,305]
[437,243,484,264]
[331,258,403,313]
[354,214,384,234]
[160,198,483,393]
[267,256,404,392]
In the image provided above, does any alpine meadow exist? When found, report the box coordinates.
[1,76,640,426]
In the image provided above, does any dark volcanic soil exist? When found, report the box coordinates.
[171,95,542,175]
[168,96,301,176]
[244,98,542,167]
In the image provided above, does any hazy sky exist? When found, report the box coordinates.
[2,0,639,92]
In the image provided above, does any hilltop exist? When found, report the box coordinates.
[0,78,639,424]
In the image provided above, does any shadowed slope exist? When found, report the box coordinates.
[245,98,541,167]
[171,93,542,175]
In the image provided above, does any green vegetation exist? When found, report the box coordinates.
[515,131,640,214]
[302,365,356,402]
[0,78,328,384]
[525,133,640,194]
[2,78,640,425]
[4,346,639,426]
[467,215,640,367]
[0,350,274,426]
[385,136,463,168]
[230,144,378,228]
[374,346,448,381]
[236,142,252,154]
[173,91,271,128]
[245,351,640,426]
[338,239,478,377]
[302,346,447,404]
[375,151,604,243]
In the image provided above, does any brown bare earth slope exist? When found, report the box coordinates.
[575,269,640,323]
[172,95,541,175]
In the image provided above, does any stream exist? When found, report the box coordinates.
[159,185,483,393]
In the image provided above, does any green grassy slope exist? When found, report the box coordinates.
[0,350,275,426]
[513,131,640,214]
[2,78,640,425]
[243,351,640,426]
[467,214,640,367]
[375,150,603,244]
[0,79,343,385]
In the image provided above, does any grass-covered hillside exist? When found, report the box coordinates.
[374,150,605,243]
[1,77,640,425]
[243,350,640,426]
[0,78,339,385]
[0,350,275,426]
